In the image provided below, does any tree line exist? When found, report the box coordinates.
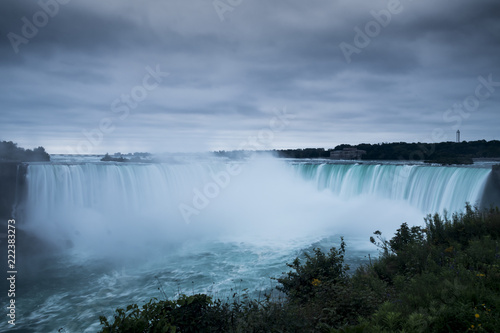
[273,140,500,164]
[0,141,50,162]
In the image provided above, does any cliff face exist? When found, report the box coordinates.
[481,164,500,209]
[0,162,27,219]
[493,165,500,185]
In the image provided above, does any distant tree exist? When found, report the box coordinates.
[100,153,128,162]
[0,141,50,162]
[273,140,500,164]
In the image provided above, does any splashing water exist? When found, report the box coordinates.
[9,156,491,332]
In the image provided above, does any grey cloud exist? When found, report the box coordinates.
[0,0,499,153]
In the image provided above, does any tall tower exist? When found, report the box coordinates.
[456,130,461,143]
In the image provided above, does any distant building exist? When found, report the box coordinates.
[456,130,461,143]
[330,148,366,160]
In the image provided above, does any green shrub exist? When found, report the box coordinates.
[98,294,228,333]
[276,238,350,304]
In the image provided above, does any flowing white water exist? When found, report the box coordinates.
[9,157,492,332]
[293,162,491,214]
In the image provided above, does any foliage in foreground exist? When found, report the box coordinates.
[98,204,500,332]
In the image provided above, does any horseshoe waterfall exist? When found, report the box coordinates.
[5,157,498,332]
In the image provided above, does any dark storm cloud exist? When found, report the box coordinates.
[0,0,499,153]
[0,1,147,53]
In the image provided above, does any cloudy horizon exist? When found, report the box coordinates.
[1,0,499,154]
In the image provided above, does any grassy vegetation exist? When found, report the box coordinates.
[98,204,500,332]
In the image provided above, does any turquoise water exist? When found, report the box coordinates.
[6,157,492,332]
[292,162,490,214]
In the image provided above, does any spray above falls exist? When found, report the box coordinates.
[20,158,492,256]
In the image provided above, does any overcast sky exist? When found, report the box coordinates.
[1,0,499,154]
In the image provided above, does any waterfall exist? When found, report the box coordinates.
[20,159,491,255]
[293,163,491,214]
[10,158,494,332]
